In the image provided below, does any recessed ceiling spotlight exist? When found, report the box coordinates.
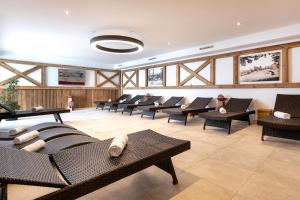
[167,42,171,46]
[90,34,144,54]
[236,21,241,26]
[65,10,70,16]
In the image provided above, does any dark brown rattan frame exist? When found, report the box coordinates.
[199,98,255,134]
[0,122,75,140]
[164,97,214,126]
[122,96,162,115]
[0,107,70,124]
[95,94,131,110]
[109,95,145,112]
[0,130,190,200]
[257,94,300,141]
[140,96,183,120]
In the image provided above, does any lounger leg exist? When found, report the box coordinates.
[203,120,207,130]
[248,116,251,125]
[168,117,170,123]
[184,115,188,126]
[53,113,63,124]
[155,158,178,185]
[0,184,7,200]
[227,120,232,134]
[152,112,156,120]
[141,113,143,118]
[261,132,265,141]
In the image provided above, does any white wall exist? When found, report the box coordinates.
[0,63,120,88]
[123,47,300,113]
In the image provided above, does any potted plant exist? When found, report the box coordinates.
[0,79,21,114]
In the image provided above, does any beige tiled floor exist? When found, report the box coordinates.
[1,108,300,200]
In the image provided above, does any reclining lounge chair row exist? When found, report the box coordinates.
[96,95,256,134]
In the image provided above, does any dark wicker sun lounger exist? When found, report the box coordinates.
[0,104,70,124]
[95,94,131,110]
[122,96,162,115]
[139,96,184,120]
[0,127,94,152]
[258,94,300,141]
[199,98,255,134]
[109,95,145,112]
[0,122,76,140]
[163,97,214,125]
[0,129,190,200]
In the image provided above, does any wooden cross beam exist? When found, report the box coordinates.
[123,71,137,87]
[0,62,42,86]
[179,61,212,86]
[97,71,120,87]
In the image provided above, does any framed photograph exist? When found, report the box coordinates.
[58,69,85,85]
[148,67,164,86]
[239,50,281,83]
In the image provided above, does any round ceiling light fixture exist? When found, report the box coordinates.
[90,34,144,54]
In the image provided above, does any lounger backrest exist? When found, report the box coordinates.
[126,95,144,104]
[274,94,300,118]
[162,97,183,106]
[225,98,252,112]
[141,96,162,104]
[188,97,212,109]
[116,94,131,102]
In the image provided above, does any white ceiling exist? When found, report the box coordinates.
[1,0,300,69]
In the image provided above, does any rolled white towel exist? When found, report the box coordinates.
[181,105,186,109]
[219,107,227,114]
[119,99,126,103]
[22,140,46,152]
[135,100,140,105]
[108,133,128,157]
[9,125,29,136]
[274,111,291,119]
[32,106,44,112]
[13,130,40,144]
[154,102,159,107]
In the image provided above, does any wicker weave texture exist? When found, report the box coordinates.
[274,94,300,118]
[0,122,75,140]
[52,129,189,185]
[0,147,65,187]
[224,98,252,112]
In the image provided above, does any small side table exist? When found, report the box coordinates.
[257,109,273,120]
[217,97,227,110]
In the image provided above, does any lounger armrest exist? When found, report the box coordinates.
[247,110,256,115]
[230,110,256,120]
[182,107,215,114]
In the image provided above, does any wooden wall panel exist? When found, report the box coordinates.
[122,41,300,90]
[0,88,119,110]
